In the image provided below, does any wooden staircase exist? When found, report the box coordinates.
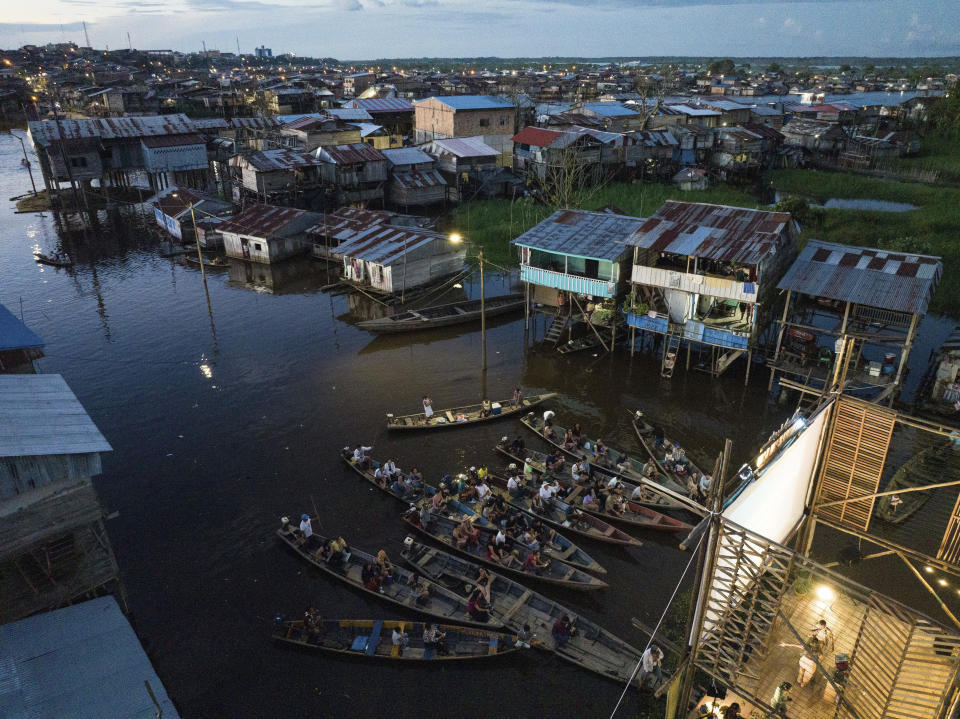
[543,313,568,346]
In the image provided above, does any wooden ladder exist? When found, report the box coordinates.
[661,327,682,379]
[543,312,568,346]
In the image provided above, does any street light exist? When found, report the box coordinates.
[8,130,37,195]
[449,233,486,371]
[171,192,206,280]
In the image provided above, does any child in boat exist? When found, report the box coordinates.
[523,549,549,575]
[552,615,574,648]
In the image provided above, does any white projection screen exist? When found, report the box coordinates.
[723,405,831,545]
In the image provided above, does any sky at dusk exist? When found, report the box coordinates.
[1,0,958,59]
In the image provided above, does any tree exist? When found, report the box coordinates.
[928,90,960,136]
[766,62,783,74]
[839,64,851,73]
[708,59,736,76]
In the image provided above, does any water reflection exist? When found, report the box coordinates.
[225,256,333,295]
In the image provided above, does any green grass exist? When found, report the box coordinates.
[446,182,759,268]
[771,169,960,314]
[891,132,960,184]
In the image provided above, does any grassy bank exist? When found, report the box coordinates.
[892,132,960,184]
[447,182,759,268]
[771,169,960,314]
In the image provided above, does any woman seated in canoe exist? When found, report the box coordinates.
[581,487,600,511]
[594,439,611,467]
[562,429,577,451]
[543,419,556,441]
[408,467,424,492]
[460,519,481,549]
[523,549,550,575]
[315,539,334,564]
[431,487,451,512]
[615,455,632,476]
[480,399,493,418]
[604,492,625,517]
[475,567,493,603]
[362,562,382,592]
[642,458,659,478]
[373,465,389,488]
[571,423,584,447]
[467,589,491,623]
[532,519,559,550]
[376,550,395,585]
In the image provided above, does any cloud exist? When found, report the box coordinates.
[337,0,363,8]
[0,21,86,31]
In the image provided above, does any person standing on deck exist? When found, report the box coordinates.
[513,386,523,405]
[422,396,433,420]
[352,445,372,470]
[797,651,816,687]
[298,514,313,545]
[640,646,663,689]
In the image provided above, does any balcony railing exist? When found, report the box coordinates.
[520,265,616,298]
[631,265,758,303]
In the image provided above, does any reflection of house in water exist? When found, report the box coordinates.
[225,257,328,295]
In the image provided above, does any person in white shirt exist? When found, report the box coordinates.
[373,466,386,487]
[506,473,522,496]
[422,396,433,419]
[352,445,372,469]
[549,479,561,498]
[298,514,313,545]
[640,646,663,688]
[495,528,508,547]
[476,480,491,502]
[797,651,816,687]
[571,460,587,483]
[383,459,397,479]
[699,473,713,498]
[543,409,555,424]
[539,482,553,502]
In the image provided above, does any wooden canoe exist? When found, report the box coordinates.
[494,443,693,533]
[875,442,955,524]
[401,540,645,688]
[519,414,689,509]
[401,509,608,591]
[386,393,557,431]
[276,523,504,630]
[33,252,73,267]
[273,619,521,660]
[631,410,711,494]
[339,449,427,503]
[186,256,229,270]
[357,293,525,334]
[485,473,641,548]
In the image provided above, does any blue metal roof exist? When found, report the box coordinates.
[582,102,639,118]
[0,302,44,352]
[0,596,180,719]
[511,210,644,261]
[420,95,514,111]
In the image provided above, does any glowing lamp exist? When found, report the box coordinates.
[816,585,835,603]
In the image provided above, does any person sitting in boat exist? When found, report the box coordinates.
[571,423,584,447]
[551,615,574,649]
[513,386,523,406]
[562,429,577,451]
[698,473,713,502]
[522,527,540,551]
[480,398,493,418]
[475,477,492,504]
[606,476,621,493]
[329,536,350,571]
[316,539,334,565]
[631,484,652,503]
[605,492,625,517]
[382,458,399,481]
[582,487,598,510]
[467,591,491,624]
[594,439,611,467]
[506,471,523,498]
[304,607,322,636]
[486,538,507,564]
[362,562,382,593]
[532,519,559,549]
[475,567,493,603]
[376,550,395,586]
[543,409,556,425]
[686,472,701,501]
[408,467,424,492]
[391,474,413,499]
[406,572,431,605]
[510,436,525,456]
[523,457,536,481]
[422,396,433,420]
[571,458,589,483]
[461,519,481,549]
[453,521,469,549]
[523,549,549,575]
[352,445,372,470]
[424,624,448,654]
[663,445,676,472]
[616,455,632,476]
[374,465,388,488]
[640,646,664,689]
[391,626,409,655]
[642,458,659,479]
[889,494,903,514]
[431,487,451,512]
[494,526,511,553]
[543,420,556,442]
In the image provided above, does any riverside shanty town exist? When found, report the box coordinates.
[2,9,960,718]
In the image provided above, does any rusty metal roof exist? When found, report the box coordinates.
[231,148,320,172]
[229,116,283,130]
[141,133,206,148]
[334,222,456,265]
[512,126,565,147]
[305,207,393,238]
[391,169,447,189]
[218,204,313,237]
[777,239,942,315]
[630,201,795,265]
[28,114,212,147]
[315,142,386,165]
[512,209,645,261]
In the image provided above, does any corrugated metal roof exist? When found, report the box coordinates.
[0,596,180,719]
[218,204,313,237]
[229,116,283,130]
[582,101,638,118]
[630,200,795,265]
[391,169,447,189]
[335,223,455,265]
[0,374,111,457]
[316,142,386,165]
[305,207,393,238]
[0,302,44,352]
[380,147,433,167]
[140,132,205,148]
[665,104,722,117]
[777,239,942,315]
[328,107,374,122]
[346,97,414,113]
[427,136,499,158]
[511,209,644,261]
[28,114,196,146]
[417,95,514,111]
[231,148,320,172]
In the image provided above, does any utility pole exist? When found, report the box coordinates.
[127,32,132,50]
[82,21,91,48]
[479,246,486,371]
[10,131,37,194]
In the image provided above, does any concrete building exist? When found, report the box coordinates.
[414,95,515,159]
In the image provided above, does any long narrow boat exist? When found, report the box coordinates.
[402,509,608,591]
[631,410,711,492]
[401,540,644,688]
[273,619,521,660]
[521,412,688,502]
[186,255,229,270]
[485,473,641,548]
[387,393,556,431]
[339,450,604,574]
[875,442,955,524]
[33,251,73,267]
[276,521,504,630]
[494,444,693,533]
[357,293,525,334]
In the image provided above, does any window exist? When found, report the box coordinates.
[499,117,507,126]
[479,118,490,128]
[254,243,263,251]
[70,157,88,168]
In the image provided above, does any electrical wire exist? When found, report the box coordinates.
[608,527,708,719]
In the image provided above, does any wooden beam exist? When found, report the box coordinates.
[897,551,960,632]
[815,478,960,509]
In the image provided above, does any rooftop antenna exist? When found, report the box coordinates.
[127,31,132,50]
[83,20,91,48]
[236,35,241,57]
[202,40,207,55]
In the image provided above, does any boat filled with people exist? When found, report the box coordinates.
[386,391,556,431]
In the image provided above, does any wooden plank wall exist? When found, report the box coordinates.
[814,397,896,532]
[937,490,960,566]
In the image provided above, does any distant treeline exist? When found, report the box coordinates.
[346,56,960,69]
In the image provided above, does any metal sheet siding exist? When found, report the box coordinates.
[511,209,644,262]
